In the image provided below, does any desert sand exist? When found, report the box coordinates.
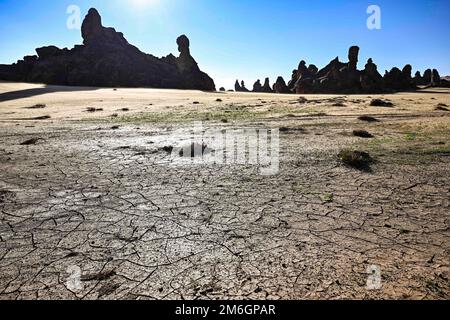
[0,81,449,299]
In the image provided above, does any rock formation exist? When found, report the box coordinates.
[0,8,215,91]
[383,65,415,91]
[234,80,242,92]
[273,76,290,94]
[253,80,263,92]
[413,71,425,85]
[241,81,250,92]
[431,69,441,86]
[411,68,444,87]
[308,64,318,75]
[232,45,445,94]
[360,58,383,92]
[423,69,432,84]
[262,78,273,93]
[234,80,250,92]
[288,70,298,90]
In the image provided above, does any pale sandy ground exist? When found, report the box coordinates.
[0,81,449,121]
[0,81,449,300]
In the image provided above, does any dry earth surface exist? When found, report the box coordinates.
[0,81,449,300]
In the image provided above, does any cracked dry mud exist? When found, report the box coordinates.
[0,83,449,300]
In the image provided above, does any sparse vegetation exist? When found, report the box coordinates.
[370,99,394,107]
[435,104,449,111]
[160,146,174,153]
[338,150,374,171]
[321,194,334,202]
[25,104,46,109]
[20,138,43,145]
[353,130,373,138]
[298,97,308,104]
[404,133,416,141]
[358,115,378,122]
[32,115,51,120]
[86,107,103,112]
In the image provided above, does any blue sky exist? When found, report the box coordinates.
[0,0,449,89]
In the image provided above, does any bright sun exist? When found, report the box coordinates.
[130,0,159,7]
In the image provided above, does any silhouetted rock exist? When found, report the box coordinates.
[235,80,242,92]
[361,58,383,92]
[423,69,432,84]
[234,80,249,92]
[0,8,215,91]
[413,68,444,87]
[383,65,414,91]
[288,69,298,90]
[261,78,273,93]
[432,69,441,86]
[413,71,425,86]
[273,76,290,93]
[253,79,263,92]
[81,8,128,46]
[308,64,318,75]
[348,46,359,71]
[241,81,250,92]
[35,46,64,59]
[233,45,445,94]
[219,87,225,91]
[440,76,450,88]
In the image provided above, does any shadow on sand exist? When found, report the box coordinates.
[0,83,101,103]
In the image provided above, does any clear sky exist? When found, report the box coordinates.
[0,0,449,89]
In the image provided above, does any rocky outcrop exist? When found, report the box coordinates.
[383,65,415,91]
[234,80,242,92]
[440,76,450,88]
[413,71,425,86]
[408,68,442,87]
[308,64,318,75]
[257,45,446,94]
[0,8,215,91]
[234,80,249,92]
[431,69,441,86]
[361,58,383,92]
[273,76,290,94]
[252,80,263,92]
[262,78,273,93]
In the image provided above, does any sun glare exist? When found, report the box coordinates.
[130,0,159,8]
